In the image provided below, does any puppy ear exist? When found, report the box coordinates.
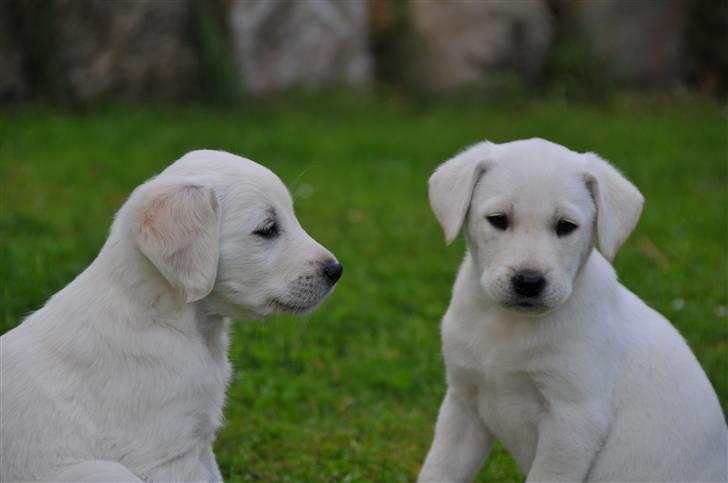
[583,153,644,261]
[135,181,221,303]
[429,142,491,244]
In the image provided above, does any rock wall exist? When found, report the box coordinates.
[0,0,720,102]
[51,0,200,102]
[0,1,28,101]
[410,0,553,89]
[577,0,689,85]
[228,0,372,95]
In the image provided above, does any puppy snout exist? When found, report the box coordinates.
[321,259,343,286]
[512,270,546,298]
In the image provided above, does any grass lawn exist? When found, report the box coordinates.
[1,92,726,482]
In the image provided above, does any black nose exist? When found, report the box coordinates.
[511,270,546,298]
[322,260,343,285]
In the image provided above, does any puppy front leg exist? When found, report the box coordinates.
[200,446,223,482]
[419,388,493,482]
[526,403,608,483]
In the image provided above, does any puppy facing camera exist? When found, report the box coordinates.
[0,150,341,482]
[419,138,727,482]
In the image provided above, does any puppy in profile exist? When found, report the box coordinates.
[419,139,726,482]
[0,150,342,482]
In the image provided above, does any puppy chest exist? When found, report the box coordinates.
[141,362,228,443]
[476,375,543,469]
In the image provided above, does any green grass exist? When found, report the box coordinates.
[1,92,726,482]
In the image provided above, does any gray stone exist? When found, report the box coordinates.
[229,0,372,94]
[0,2,28,102]
[411,0,553,89]
[52,0,200,102]
[577,0,688,85]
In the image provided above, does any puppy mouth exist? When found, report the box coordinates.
[266,277,337,316]
[503,299,549,313]
[267,298,321,315]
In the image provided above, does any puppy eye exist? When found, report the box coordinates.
[253,221,279,239]
[556,219,578,237]
[486,214,509,230]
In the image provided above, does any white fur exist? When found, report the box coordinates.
[420,139,727,482]
[0,150,340,482]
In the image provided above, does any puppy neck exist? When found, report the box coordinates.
[97,232,230,350]
[97,233,187,319]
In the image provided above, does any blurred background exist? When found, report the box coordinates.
[1,0,727,103]
[1,0,726,481]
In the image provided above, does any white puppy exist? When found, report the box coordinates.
[0,150,342,482]
[419,139,727,482]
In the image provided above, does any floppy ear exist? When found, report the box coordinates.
[135,181,221,303]
[583,153,644,261]
[429,142,492,244]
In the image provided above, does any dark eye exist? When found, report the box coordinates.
[556,219,578,237]
[253,221,279,239]
[486,214,509,230]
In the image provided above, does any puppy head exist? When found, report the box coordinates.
[430,139,643,314]
[129,150,341,319]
